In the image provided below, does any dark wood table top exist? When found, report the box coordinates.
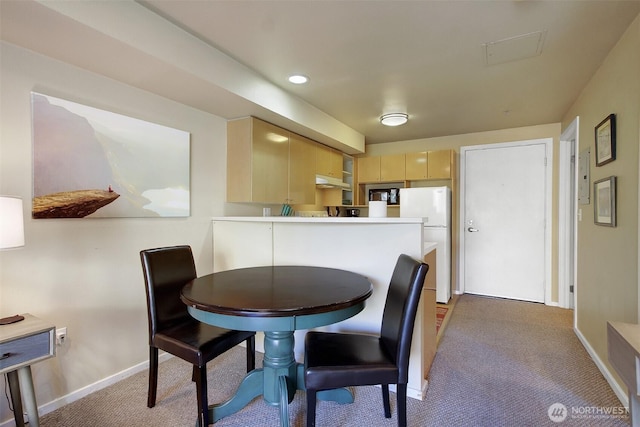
[181,265,372,318]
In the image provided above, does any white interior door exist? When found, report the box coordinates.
[461,139,550,303]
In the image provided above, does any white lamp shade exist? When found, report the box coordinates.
[0,196,25,249]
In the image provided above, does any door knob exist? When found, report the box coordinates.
[468,227,479,232]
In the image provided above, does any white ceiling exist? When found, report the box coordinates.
[2,0,640,150]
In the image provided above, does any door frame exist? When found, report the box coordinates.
[459,138,553,305]
[559,117,579,309]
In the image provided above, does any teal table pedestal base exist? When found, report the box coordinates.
[204,331,353,427]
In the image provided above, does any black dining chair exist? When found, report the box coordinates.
[304,254,429,427]
[140,245,256,426]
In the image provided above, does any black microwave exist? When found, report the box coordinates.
[369,188,400,205]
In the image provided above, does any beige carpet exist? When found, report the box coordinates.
[39,295,628,426]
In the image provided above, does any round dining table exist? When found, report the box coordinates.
[181,265,373,427]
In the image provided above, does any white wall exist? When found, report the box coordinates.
[0,41,261,423]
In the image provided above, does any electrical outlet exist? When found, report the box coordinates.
[56,327,67,346]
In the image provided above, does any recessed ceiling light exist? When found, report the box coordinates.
[288,74,309,84]
[380,113,408,127]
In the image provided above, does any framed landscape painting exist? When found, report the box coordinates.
[593,176,616,227]
[31,92,190,218]
[595,114,616,167]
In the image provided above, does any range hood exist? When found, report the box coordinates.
[315,174,351,190]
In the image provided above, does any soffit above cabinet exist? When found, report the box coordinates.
[1,0,365,154]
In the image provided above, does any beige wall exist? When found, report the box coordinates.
[361,123,562,302]
[361,124,561,156]
[0,42,262,423]
[561,14,640,396]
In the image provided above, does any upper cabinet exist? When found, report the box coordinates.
[227,117,455,206]
[357,154,406,183]
[316,144,343,178]
[405,150,452,180]
[380,154,406,181]
[427,149,453,179]
[405,151,428,180]
[227,117,314,204]
[358,149,454,184]
[357,156,380,183]
[289,133,317,204]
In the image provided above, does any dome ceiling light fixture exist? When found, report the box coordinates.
[288,74,309,84]
[380,113,408,127]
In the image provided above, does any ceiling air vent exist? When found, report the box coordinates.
[483,30,547,66]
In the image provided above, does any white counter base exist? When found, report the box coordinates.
[212,217,434,400]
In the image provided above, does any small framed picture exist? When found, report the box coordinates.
[594,176,616,227]
[595,114,616,166]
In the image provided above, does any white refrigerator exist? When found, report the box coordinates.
[400,186,451,303]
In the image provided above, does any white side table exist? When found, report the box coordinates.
[607,321,640,427]
[0,314,55,427]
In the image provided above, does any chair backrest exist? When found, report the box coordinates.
[140,245,197,341]
[380,254,429,383]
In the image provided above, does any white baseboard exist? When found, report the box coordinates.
[0,353,172,427]
[383,381,427,401]
[574,325,628,408]
[409,380,428,400]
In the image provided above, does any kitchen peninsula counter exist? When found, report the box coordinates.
[215,216,423,224]
[212,216,434,400]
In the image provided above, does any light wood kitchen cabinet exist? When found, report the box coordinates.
[380,154,406,181]
[406,151,428,180]
[227,117,288,203]
[422,247,437,375]
[289,133,316,204]
[316,144,342,178]
[357,156,381,183]
[428,149,453,179]
[357,154,407,183]
[227,117,314,204]
[357,149,454,184]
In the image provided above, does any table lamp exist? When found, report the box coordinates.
[1,196,26,324]
[0,195,24,249]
